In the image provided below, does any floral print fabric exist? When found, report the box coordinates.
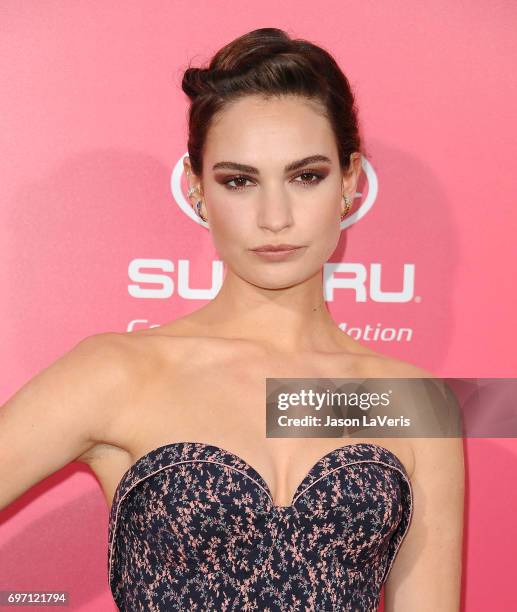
[108,441,413,611]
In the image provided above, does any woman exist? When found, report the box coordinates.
[1,28,463,611]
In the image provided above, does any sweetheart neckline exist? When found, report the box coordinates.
[110,440,411,511]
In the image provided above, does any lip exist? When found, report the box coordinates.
[251,244,302,252]
[250,245,305,261]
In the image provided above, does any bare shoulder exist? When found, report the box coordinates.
[358,347,437,379]
[0,331,141,510]
[379,355,461,443]
[70,330,170,465]
[356,350,464,474]
[69,332,163,473]
[67,332,140,459]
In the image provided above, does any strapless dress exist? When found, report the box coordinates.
[108,441,413,611]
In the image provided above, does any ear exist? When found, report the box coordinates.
[183,156,203,204]
[341,152,362,199]
[183,155,192,176]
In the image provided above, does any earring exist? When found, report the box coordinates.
[195,199,208,222]
[187,183,208,222]
[341,195,352,220]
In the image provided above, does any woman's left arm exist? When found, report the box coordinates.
[384,435,465,611]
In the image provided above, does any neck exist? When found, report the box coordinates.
[188,266,347,354]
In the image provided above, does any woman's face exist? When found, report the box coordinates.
[184,94,362,290]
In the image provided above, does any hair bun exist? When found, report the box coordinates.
[181,67,214,99]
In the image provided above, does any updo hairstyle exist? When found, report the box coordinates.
[180,27,367,178]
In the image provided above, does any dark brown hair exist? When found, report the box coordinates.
[181,27,366,178]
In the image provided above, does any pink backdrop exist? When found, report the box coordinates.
[1,2,516,610]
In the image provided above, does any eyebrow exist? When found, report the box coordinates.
[212,155,332,175]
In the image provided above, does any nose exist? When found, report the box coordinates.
[256,188,294,232]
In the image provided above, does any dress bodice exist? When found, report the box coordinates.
[108,441,413,611]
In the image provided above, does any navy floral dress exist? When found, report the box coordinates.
[108,441,413,611]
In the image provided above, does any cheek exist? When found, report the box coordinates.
[303,202,342,258]
[207,206,246,255]
[304,198,340,235]
[316,226,342,262]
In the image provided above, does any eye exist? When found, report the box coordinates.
[223,176,254,190]
[293,171,324,187]
[222,170,325,191]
